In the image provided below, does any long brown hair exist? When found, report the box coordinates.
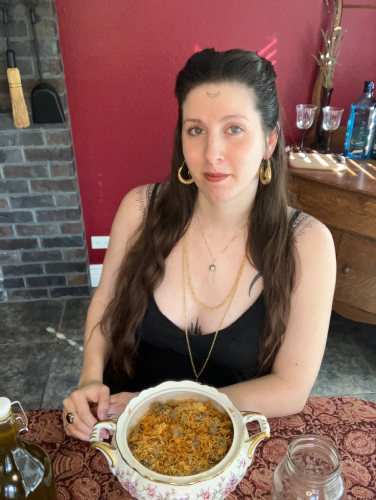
[100,48,297,379]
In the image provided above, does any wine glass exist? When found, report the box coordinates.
[296,104,317,151]
[322,106,344,154]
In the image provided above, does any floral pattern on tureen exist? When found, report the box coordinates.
[116,456,248,500]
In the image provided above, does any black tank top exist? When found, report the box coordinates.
[103,187,302,394]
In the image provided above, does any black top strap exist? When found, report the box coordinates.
[289,209,302,228]
[147,182,160,215]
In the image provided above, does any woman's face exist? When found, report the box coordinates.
[181,82,276,204]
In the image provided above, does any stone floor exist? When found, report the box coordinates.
[0,298,375,410]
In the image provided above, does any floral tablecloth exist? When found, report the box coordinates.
[25,397,376,499]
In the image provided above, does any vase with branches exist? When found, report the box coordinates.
[311,0,346,148]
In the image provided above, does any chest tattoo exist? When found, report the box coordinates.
[189,317,202,336]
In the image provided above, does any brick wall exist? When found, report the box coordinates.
[0,0,90,301]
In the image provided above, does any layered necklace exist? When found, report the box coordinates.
[183,226,247,381]
[196,215,247,285]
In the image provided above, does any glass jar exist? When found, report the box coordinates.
[270,435,347,500]
[0,396,58,499]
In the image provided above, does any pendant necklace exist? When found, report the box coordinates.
[196,215,248,285]
[183,228,247,380]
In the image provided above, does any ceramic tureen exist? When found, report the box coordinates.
[90,380,270,500]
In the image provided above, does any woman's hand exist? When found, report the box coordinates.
[107,392,140,419]
[62,381,110,441]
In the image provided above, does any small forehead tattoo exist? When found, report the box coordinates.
[207,91,220,98]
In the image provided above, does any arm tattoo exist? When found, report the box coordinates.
[189,317,202,336]
[136,186,146,215]
[146,183,154,204]
[137,184,155,217]
[292,213,319,241]
[248,272,261,297]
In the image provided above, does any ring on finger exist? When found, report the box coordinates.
[66,411,77,424]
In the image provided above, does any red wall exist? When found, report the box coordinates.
[55,1,376,264]
[329,5,376,115]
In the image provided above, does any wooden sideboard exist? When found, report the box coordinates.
[288,157,376,325]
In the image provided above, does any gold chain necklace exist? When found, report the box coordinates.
[196,215,247,285]
[184,227,243,311]
[183,232,247,381]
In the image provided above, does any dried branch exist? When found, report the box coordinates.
[313,24,346,89]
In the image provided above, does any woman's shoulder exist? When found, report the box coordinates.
[117,182,166,226]
[288,207,332,243]
[288,207,335,273]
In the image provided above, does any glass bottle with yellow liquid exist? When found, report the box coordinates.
[0,397,57,499]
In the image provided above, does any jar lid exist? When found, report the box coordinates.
[0,397,12,421]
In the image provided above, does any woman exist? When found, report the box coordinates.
[63,48,336,441]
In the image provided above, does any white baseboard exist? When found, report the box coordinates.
[90,264,103,287]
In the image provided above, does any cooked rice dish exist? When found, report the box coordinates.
[127,399,234,476]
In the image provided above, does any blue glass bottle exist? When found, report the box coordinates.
[372,111,376,160]
[343,81,376,159]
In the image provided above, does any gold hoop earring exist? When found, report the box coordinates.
[259,159,272,185]
[178,160,195,185]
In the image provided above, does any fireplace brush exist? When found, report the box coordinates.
[0,0,30,128]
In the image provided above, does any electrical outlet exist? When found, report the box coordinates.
[91,236,110,249]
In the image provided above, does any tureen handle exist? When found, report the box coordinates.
[90,419,118,469]
[241,411,270,461]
